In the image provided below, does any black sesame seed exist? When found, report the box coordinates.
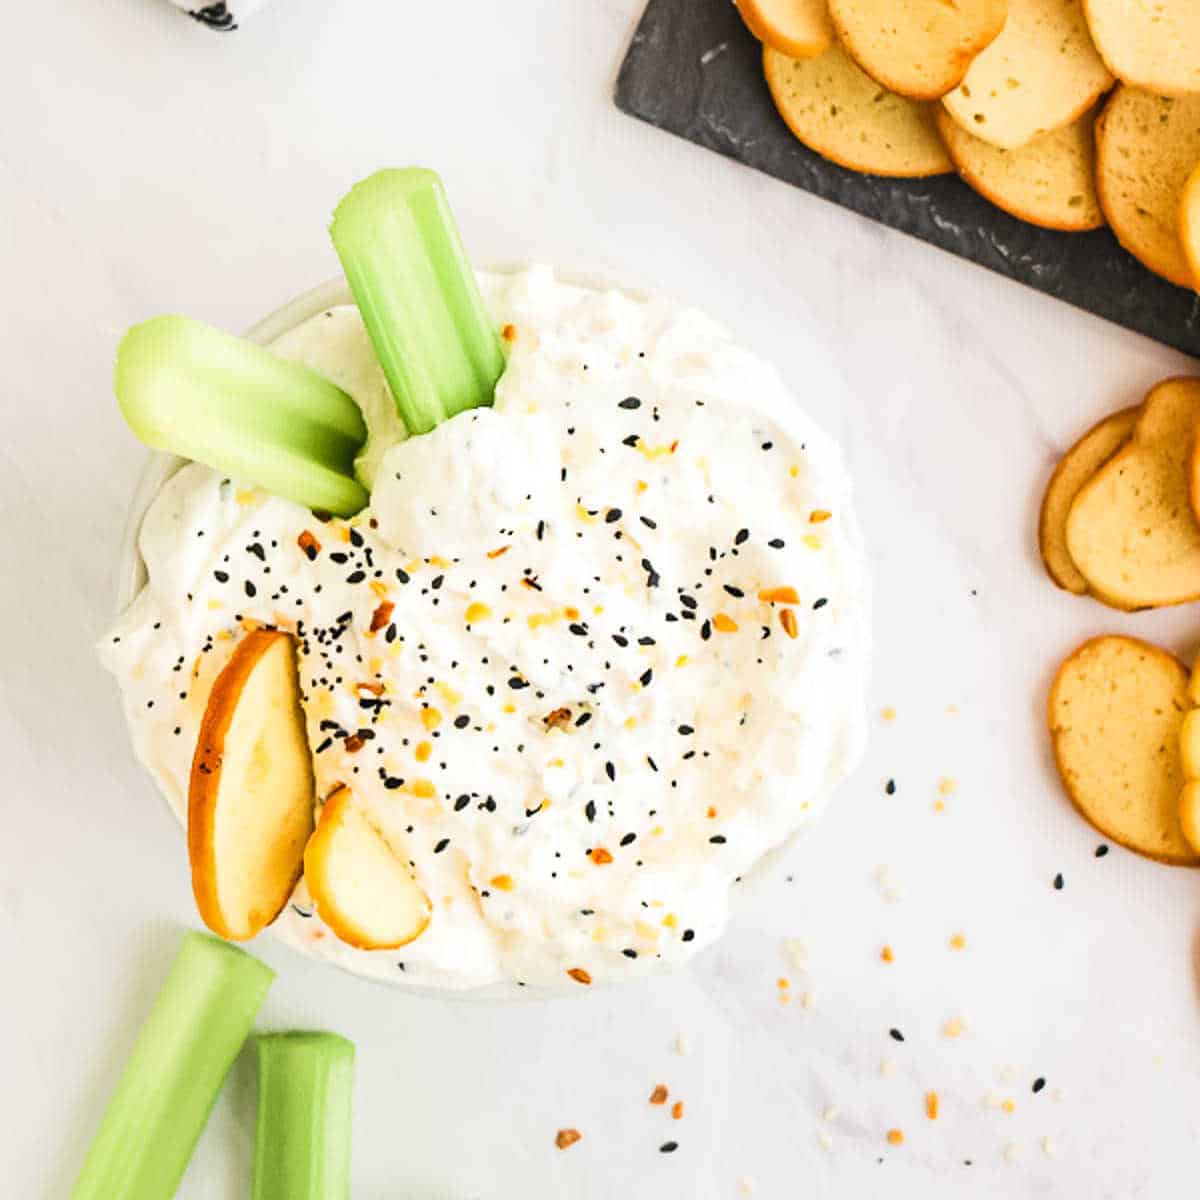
[885,779,896,795]
[889,1028,904,1042]
[1032,1077,1046,1093]
[659,1142,678,1154]
[639,669,653,687]
[396,568,410,584]
[681,929,694,942]
[640,516,657,529]
[734,529,749,545]
[605,761,616,782]
[813,597,828,610]
[623,948,638,959]
[213,570,229,583]
[620,833,636,846]
[768,538,785,549]
[346,571,365,584]
[454,794,471,811]
[1095,844,1109,857]
[1053,873,1064,890]
[244,580,256,597]
[678,725,694,736]
[700,620,712,641]
[619,397,641,409]
[709,835,726,844]
[612,634,629,647]
[585,800,597,822]
[605,508,622,524]
[434,838,449,854]
[723,585,744,598]
[508,677,529,690]
[454,715,470,729]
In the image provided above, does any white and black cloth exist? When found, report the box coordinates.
[169,1,274,29]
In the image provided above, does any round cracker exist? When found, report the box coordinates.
[828,0,1007,100]
[942,0,1114,152]
[1095,86,1200,289]
[936,107,1103,232]
[1066,378,1200,610]
[1048,634,1198,866]
[763,44,953,178]
[1038,405,1139,594]
[735,0,834,59]
[1083,0,1200,99]
[1180,163,1200,294]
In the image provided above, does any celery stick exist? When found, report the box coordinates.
[116,315,369,516]
[252,1032,355,1200]
[329,168,505,436]
[72,932,274,1200]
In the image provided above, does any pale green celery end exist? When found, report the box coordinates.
[330,169,504,438]
[71,933,274,1200]
[253,1033,355,1200]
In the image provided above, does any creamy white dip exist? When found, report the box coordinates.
[102,266,869,992]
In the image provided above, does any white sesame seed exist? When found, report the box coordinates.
[1041,1136,1055,1157]
[880,1058,898,1077]
[1003,1141,1019,1162]
[822,1106,839,1122]
[674,1033,692,1056]
[817,1131,834,1151]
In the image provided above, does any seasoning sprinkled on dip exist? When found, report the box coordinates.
[102,266,869,993]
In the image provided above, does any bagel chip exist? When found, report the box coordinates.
[828,0,1007,100]
[1049,635,1197,866]
[1038,405,1138,594]
[764,44,953,177]
[942,0,1113,151]
[1065,378,1200,610]
[1095,87,1200,289]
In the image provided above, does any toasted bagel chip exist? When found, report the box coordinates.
[1038,405,1138,595]
[1095,87,1200,289]
[1083,0,1200,99]
[763,44,953,177]
[829,0,1007,100]
[1048,635,1197,866]
[735,0,834,59]
[942,0,1113,151]
[1180,163,1200,293]
[1065,378,1200,610]
[936,107,1103,231]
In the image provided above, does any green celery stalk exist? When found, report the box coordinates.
[329,168,505,436]
[72,932,274,1200]
[116,315,369,516]
[252,1032,355,1200]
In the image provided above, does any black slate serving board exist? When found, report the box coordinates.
[614,0,1200,357]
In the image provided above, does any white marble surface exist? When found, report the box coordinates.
[3,2,1199,1197]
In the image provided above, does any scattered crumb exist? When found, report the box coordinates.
[1003,1142,1020,1163]
[887,1129,905,1146]
[650,1084,669,1106]
[818,1131,834,1151]
[555,1129,582,1150]
[822,1105,839,1122]
[943,1017,967,1039]
[671,1101,684,1120]
[782,938,809,970]
[949,933,966,951]
[800,990,816,1010]
[881,707,897,722]
[881,944,894,963]
[1001,1100,1016,1115]
[937,777,957,796]
[925,1091,939,1120]
[738,1178,756,1196]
